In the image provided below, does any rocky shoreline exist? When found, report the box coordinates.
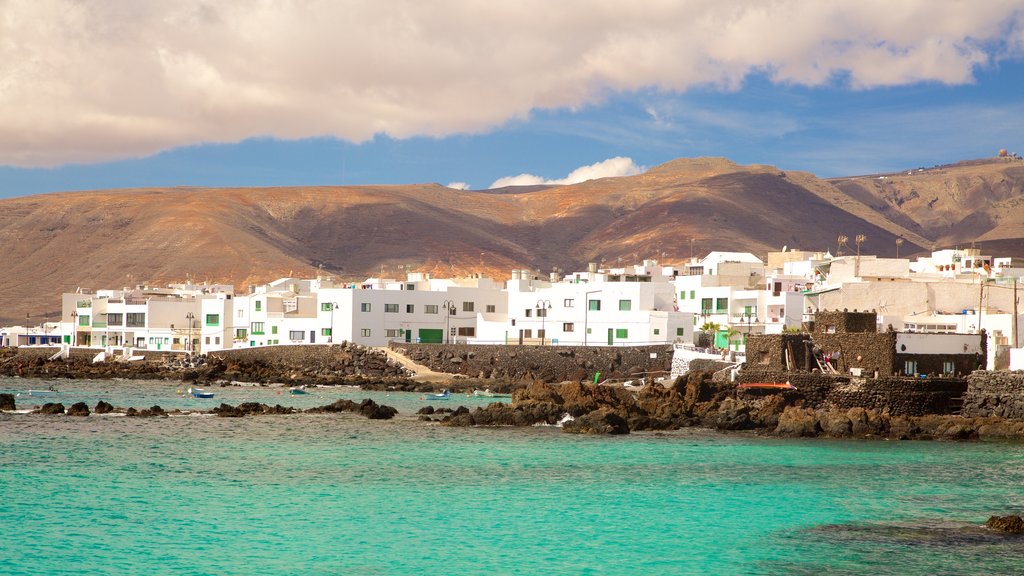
[430,373,1024,440]
[4,344,1024,440]
[1,394,401,420]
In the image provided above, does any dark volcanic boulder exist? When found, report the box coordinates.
[66,402,90,416]
[775,407,820,437]
[308,398,397,420]
[562,409,629,435]
[358,398,398,419]
[94,400,114,414]
[712,397,753,430]
[0,393,15,411]
[36,402,65,415]
[985,515,1024,534]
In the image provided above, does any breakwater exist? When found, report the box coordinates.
[388,342,673,382]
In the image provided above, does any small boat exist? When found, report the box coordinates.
[18,388,59,397]
[737,382,796,391]
[188,387,215,399]
[473,388,511,398]
[421,389,451,401]
[289,385,308,395]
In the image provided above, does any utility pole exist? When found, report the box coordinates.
[977,277,985,335]
[1014,277,1019,348]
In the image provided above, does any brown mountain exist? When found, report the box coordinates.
[2,156,1022,325]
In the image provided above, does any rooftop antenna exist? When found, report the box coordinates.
[895,237,904,258]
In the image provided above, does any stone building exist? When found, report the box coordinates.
[746,310,984,378]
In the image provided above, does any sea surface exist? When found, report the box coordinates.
[3,378,1024,575]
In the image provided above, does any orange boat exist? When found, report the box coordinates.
[737,382,796,391]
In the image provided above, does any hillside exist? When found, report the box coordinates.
[1,156,1022,325]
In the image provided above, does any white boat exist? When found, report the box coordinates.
[472,388,511,398]
[421,389,451,401]
[188,387,215,399]
[289,385,308,395]
[17,387,59,397]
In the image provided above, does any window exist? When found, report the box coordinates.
[235,329,248,339]
[486,304,495,313]
[619,300,632,311]
[237,309,244,318]
[385,329,401,338]
[126,312,145,327]
[525,309,533,317]
[255,301,262,312]
[676,327,685,336]
[215,337,220,345]
[289,330,305,340]
[680,291,686,300]
[904,360,917,376]
[385,304,399,313]
[743,305,753,316]
[537,308,547,318]
[457,327,476,337]
[251,322,265,335]
[271,326,278,334]
[510,319,516,326]
[825,324,837,334]
[564,298,574,307]
[449,306,457,316]
[205,336,210,344]
[715,297,728,312]
[361,328,371,337]
[537,329,545,339]
[406,304,415,313]
[563,323,574,332]
[321,302,334,312]
[653,328,660,335]
[425,304,438,314]
[615,328,628,339]
[405,283,416,291]
[321,328,332,336]
[701,298,713,314]
[450,327,457,336]
[206,314,219,326]
[588,299,601,311]
[463,302,474,312]
[360,303,371,312]
[106,313,123,326]
[690,290,695,299]
[522,329,532,338]
[943,361,955,374]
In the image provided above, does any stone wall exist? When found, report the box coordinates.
[389,343,673,383]
[811,331,896,375]
[961,371,1024,419]
[813,310,877,333]
[737,369,967,416]
[209,344,410,379]
[746,332,896,375]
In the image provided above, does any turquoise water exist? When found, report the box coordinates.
[3,379,1024,575]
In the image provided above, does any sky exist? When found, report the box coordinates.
[2,0,1024,197]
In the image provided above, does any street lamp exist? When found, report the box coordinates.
[441,299,456,344]
[185,312,195,354]
[743,309,757,351]
[70,311,78,347]
[536,299,552,346]
[328,302,338,343]
[583,290,602,346]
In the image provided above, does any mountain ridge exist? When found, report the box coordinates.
[2,155,1022,324]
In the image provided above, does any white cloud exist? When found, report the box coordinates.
[490,157,644,188]
[1,0,1022,166]
[446,182,470,190]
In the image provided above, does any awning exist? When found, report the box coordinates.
[801,286,840,296]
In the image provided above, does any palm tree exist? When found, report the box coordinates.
[699,321,720,348]
[726,326,741,350]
